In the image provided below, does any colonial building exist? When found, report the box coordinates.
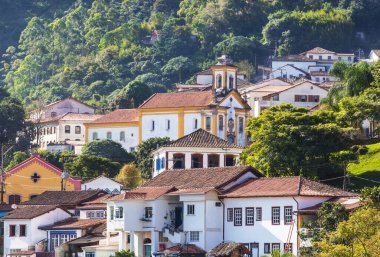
[267,47,355,83]
[368,50,380,63]
[85,56,251,149]
[100,166,356,257]
[3,156,81,205]
[81,175,123,194]
[151,129,243,177]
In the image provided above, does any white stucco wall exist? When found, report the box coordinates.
[272,61,316,72]
[81,176,122,193]
[88,126,139,152]
[270,65,307,79]
[142,114,179,141]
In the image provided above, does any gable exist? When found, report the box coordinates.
[280,82,328,97]
[218,91,247,109]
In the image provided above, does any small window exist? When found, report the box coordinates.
[216,74,222,88]
[264,243,270,254]
[295,95,308,102]
[120,131,125,141]
[65,125,70,134]
[166,120,170,131]
[338,57,342,60]
[161,157,165,169]
[75,126,81,134]
[272,207,280,225]
[227,208,233,222]
[51,112,57,117]
[173,154,185,169]
[8,195,21,205]
[145,207,153,219]
[107,132,112,140]
[284,243,293,253]
[316,77,320,82]
[187,204,195,215]
[238,117,244,134]
[189,231,200,242]
[272,94,279,101]
[319,55,322,60]
[228,75,234,89]
[92,132,98,140]
[9,225,16,237]
[284,206,293,224]
[256,207,262,221]
[191,154,203,169]
[308,95,320,102]
[246,208,254,225]
[194,118,198,129]
[272,243,280,252]
[110,206,114,220]
[234,208,242,226]
[328,56,331,60]
[130,147,135,152]
[206,116,211,131]
[115,207,123,219]
[85,252,95,257]
[348,56,352,61]
[218,115,224,131]
[309,55,313,59]
[151,120,155,131]
[208,154,219,168]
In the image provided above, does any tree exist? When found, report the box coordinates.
[213,35,258,63]
[134,137,171,179]
[82,139,134,164]
[316,208,380,257]
[115,163,142,189]
[361,186,380,209]
[5,151,29,171]
[124,80,153,108]
[161,56,195,84]
[244,104,353,178]
[111,250,135,257]
[65,155,122,179]
[0,97,25,144]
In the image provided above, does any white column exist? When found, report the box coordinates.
[118,231,126,250]
[130,231,135,252]
[219,154,225,167]
[151,230,158,255]
[185,153,192,169]
[203,154,208,168]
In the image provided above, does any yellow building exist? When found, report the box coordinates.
[3,156,81,204]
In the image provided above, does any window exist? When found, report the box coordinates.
[51,112,57,117]
[238,117,244,134]
[8,195,21,205]
[272,207,280,225]
[19,225,26,237]
[60,234,69,244]
[194,119,198,129]
[256,207,262,221]
[246,207,254,225]
[309,55,313,59]
[294,95,307,102]
[92,132,98,140]
[348,56,352,61]
[272,94,279,101]
[110,206,114,220]
[206,116,211,131]
[75,126,81,134]
[161,157,165,169]
[85,253,95,257]
[272,243,280,252]
[319,55,322,60]
[328,56,332,60]
[151,120,155,131]
[191,154,203,168]
[264,243,270,254]
[308,95,320,102]
[234,208,242,226]
[106,132,112,140]
[173,154,185,169]
[316,77,320,82]
[227,208,233,222]
[225,155,235,166]
[216,74,222,88]
[115,207,123,219]
[166,120,170,131]
[96,211,105,218]
[283,243,293,253]
[189,231,200,242]
[145,207,153,219]
[65,125,70,134]
[208,154,219,168]
[130,147,135,152]
[228,75,234,89]
[338,57,342,60]
[120,131,125,141]
[284,206,293,224]
[87,211,95,218]
[51,234,59,249]
[218,115,224,131]
[30,195,38,200]
[9,225,16,237]
[187,204,195,215]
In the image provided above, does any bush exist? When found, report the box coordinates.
[358,146,369,155]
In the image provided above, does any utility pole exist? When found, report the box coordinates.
[0,143,17,204]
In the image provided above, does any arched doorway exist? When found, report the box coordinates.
[143,238,152,257]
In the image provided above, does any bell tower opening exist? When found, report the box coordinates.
[212,55,238,96]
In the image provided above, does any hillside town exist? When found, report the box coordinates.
[2,1,380,257]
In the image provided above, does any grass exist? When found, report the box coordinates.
[347,142,380,190]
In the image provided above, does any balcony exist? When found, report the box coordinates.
[163,224,185,244]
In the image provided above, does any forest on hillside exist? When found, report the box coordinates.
[1,0,380,110]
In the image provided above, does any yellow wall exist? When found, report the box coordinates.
[5,159,77,204]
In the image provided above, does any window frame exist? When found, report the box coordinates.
[120,131,125,142]
[245,207,254,226]
[284,243,293,253]
[233,208,243,226]
[9,225,16,237]
[106,131,112,140]
[115,206,123,219]
[272,206,280,225]
[92,132,98,140]
[189,231,200,242]
[264,243,270,254]
[227,208,233,222]
[64,125,70,134]
[238,117,244,134]
[272,243,281,252]
[75,126,81,134]
[145,207,153,219]
[218,115,224,131]
[187,204,195,215]
[256,207,262,221]
[284,206,293,225]
[19,224,26,237]
[206,116,211,131]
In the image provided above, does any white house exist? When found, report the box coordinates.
[268,64,309,80]
[151,129,243,177]
[82,175,123,194]
[368,50,380,63]
[99,166,356,257]
[2,206,72,256]
[86,56,251,148]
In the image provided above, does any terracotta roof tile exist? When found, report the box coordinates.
[164,244,206,254]
[88,109,138,124]
[114,187,175,200]
[310,71,328,76]
[298,197,361,214]
[139,91,214,109]
[3,205,68,219]
[305,47,335,54]
[207,242,250,257]
[163,129,241,149]
[372,50,380,57]
[40,218,106,230]
[221,177,357,198]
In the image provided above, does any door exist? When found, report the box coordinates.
[175,207,183,228]
[250,243,259,257]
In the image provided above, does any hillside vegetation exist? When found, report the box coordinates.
[0,0,380,110]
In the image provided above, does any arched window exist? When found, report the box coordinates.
[75,126,81,134]
[107,132,112,140]
[120,131,125,141]
[173,154,185,169]
[218,115,224,131]
[92,132,98,140]
[8,195,21,205]
[216,74,222,88]
[191,154,203,168]
[143,238,152,257]
[194,118,198,129]
[65,125,70,134]
[228,75,234,89]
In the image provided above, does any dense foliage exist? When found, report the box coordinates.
[1,0,380,108]
[82,139,134,164]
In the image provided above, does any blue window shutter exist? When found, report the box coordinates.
[161,157,165,169]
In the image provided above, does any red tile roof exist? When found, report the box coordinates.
[3,205,69,219]
[297,197,361,214]
[372,50,380,57]
[88,109,138,124]
[40,218,106,230]
[305,47,335,54]
[221,177,357,198]
[139,91,214,109]
[164,244,206,254]
[112,186,175,200]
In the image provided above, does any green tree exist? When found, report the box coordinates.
[361,186,380,209]
[244,104,353,178]
[111,250,135,257]
[213,35,258,63]
[0,97,25,144]
[161,56,195,84]
[82,139,134,164]
[134,137,171,179]
[115,163,143,189]
[5,151,29,171]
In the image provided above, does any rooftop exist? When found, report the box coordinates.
[40,217,106,230]
[88,109,138,124]
[3,205,68,219]
[305,47,335,54]
[163,244,206,254]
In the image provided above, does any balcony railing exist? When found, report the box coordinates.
[140,214,153,222]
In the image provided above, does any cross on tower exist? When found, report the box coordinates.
[30,173,41,183]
